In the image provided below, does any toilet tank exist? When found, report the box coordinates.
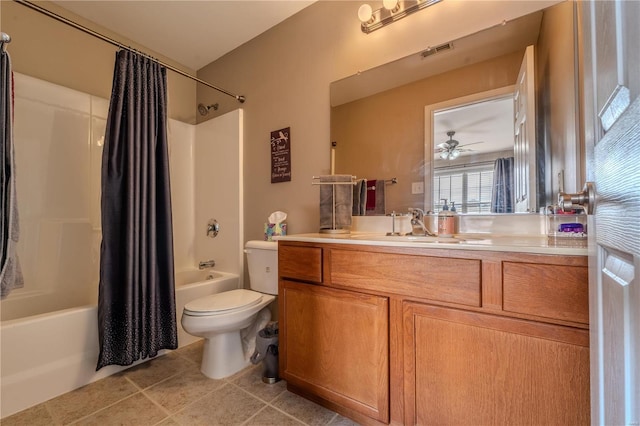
[244,240,278,295]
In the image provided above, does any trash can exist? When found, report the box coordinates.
[250,321,280,383]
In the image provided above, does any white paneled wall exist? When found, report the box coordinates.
[7,73,97,321]
[2,73,242,321]
[168,120,196,273]
[194,110,244,280]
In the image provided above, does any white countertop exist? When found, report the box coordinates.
[276,232,588,256]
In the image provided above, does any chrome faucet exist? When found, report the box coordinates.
[198,259,216,270]
[407,208,437,237]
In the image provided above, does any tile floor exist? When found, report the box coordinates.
[2,341,359,426]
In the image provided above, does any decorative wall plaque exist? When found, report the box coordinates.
[270,127,291,183]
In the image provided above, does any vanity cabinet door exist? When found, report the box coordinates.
[403,302,590,425]
[280,280,389,423]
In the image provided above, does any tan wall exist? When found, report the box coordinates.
[536,1,580,200]
[1,1,196,123]
[197,0,561,239]
[331,51,523,213]
[3,0,562,238]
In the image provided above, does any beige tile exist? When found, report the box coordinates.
[172,383,265,425]
[174,340,203,365]
[222,363,260,383]
[73,393,167,426]
[123,352,193,389]
[272,391,337,426]
[155,417,180,426]
[231,364,286,402]
[328,414,361,425]
[245,406,305,426]
[144,369,225,413]
[1,403,58,426]
[4,345,345,426]
[45,374,138,424]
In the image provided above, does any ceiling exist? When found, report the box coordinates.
[433,96,515,159]
[51,1,315,70]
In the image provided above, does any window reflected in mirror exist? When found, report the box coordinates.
[430,92,515,213]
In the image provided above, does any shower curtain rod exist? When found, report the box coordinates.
[13,0,246,103]
[1,32,10,52]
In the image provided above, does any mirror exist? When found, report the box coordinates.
[330,1,580,215]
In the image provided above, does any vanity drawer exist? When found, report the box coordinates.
[278,245,323,283]
[329,249,481,307]
[502,262,589,325]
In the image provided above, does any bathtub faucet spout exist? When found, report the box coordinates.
[198,260,216,270]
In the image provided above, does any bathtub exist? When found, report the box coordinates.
[0,270,239,419]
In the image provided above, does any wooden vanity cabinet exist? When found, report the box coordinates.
[278,242,390,424]
[278,241,590,425]
[403,303,590,425]
[280,280,389,423]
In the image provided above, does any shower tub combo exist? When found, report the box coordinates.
[0,270,238,418]
[1,72,245,420]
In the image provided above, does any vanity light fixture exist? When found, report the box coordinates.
[358,0,442,34]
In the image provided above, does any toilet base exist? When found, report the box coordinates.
[200,330,249,379]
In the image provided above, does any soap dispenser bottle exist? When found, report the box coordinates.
[438,199,456,237]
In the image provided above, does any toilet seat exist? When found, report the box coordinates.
[184,289,263,317]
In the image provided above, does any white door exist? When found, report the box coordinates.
[513,45,536,213]
[582,1,640,424]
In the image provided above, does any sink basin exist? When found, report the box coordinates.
[349,234,463,244]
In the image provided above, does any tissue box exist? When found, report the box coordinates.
[264,223,287,241]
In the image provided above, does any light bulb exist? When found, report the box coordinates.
[383,0,399,11]
[358,4,373,23]
[439,151,449,160]
[450,149,460,159]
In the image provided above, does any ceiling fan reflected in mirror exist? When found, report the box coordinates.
[435,131,484,160]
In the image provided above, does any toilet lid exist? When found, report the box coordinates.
[184,289,263,316]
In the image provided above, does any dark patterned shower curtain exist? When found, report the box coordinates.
[491,157,514,213]
[1,44,24,299]
[97,50,177,370]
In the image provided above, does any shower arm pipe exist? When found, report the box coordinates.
[12,0,246,104]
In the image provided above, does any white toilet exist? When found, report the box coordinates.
[181,240,278,379]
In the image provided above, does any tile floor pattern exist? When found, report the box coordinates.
[2,341,359,426]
